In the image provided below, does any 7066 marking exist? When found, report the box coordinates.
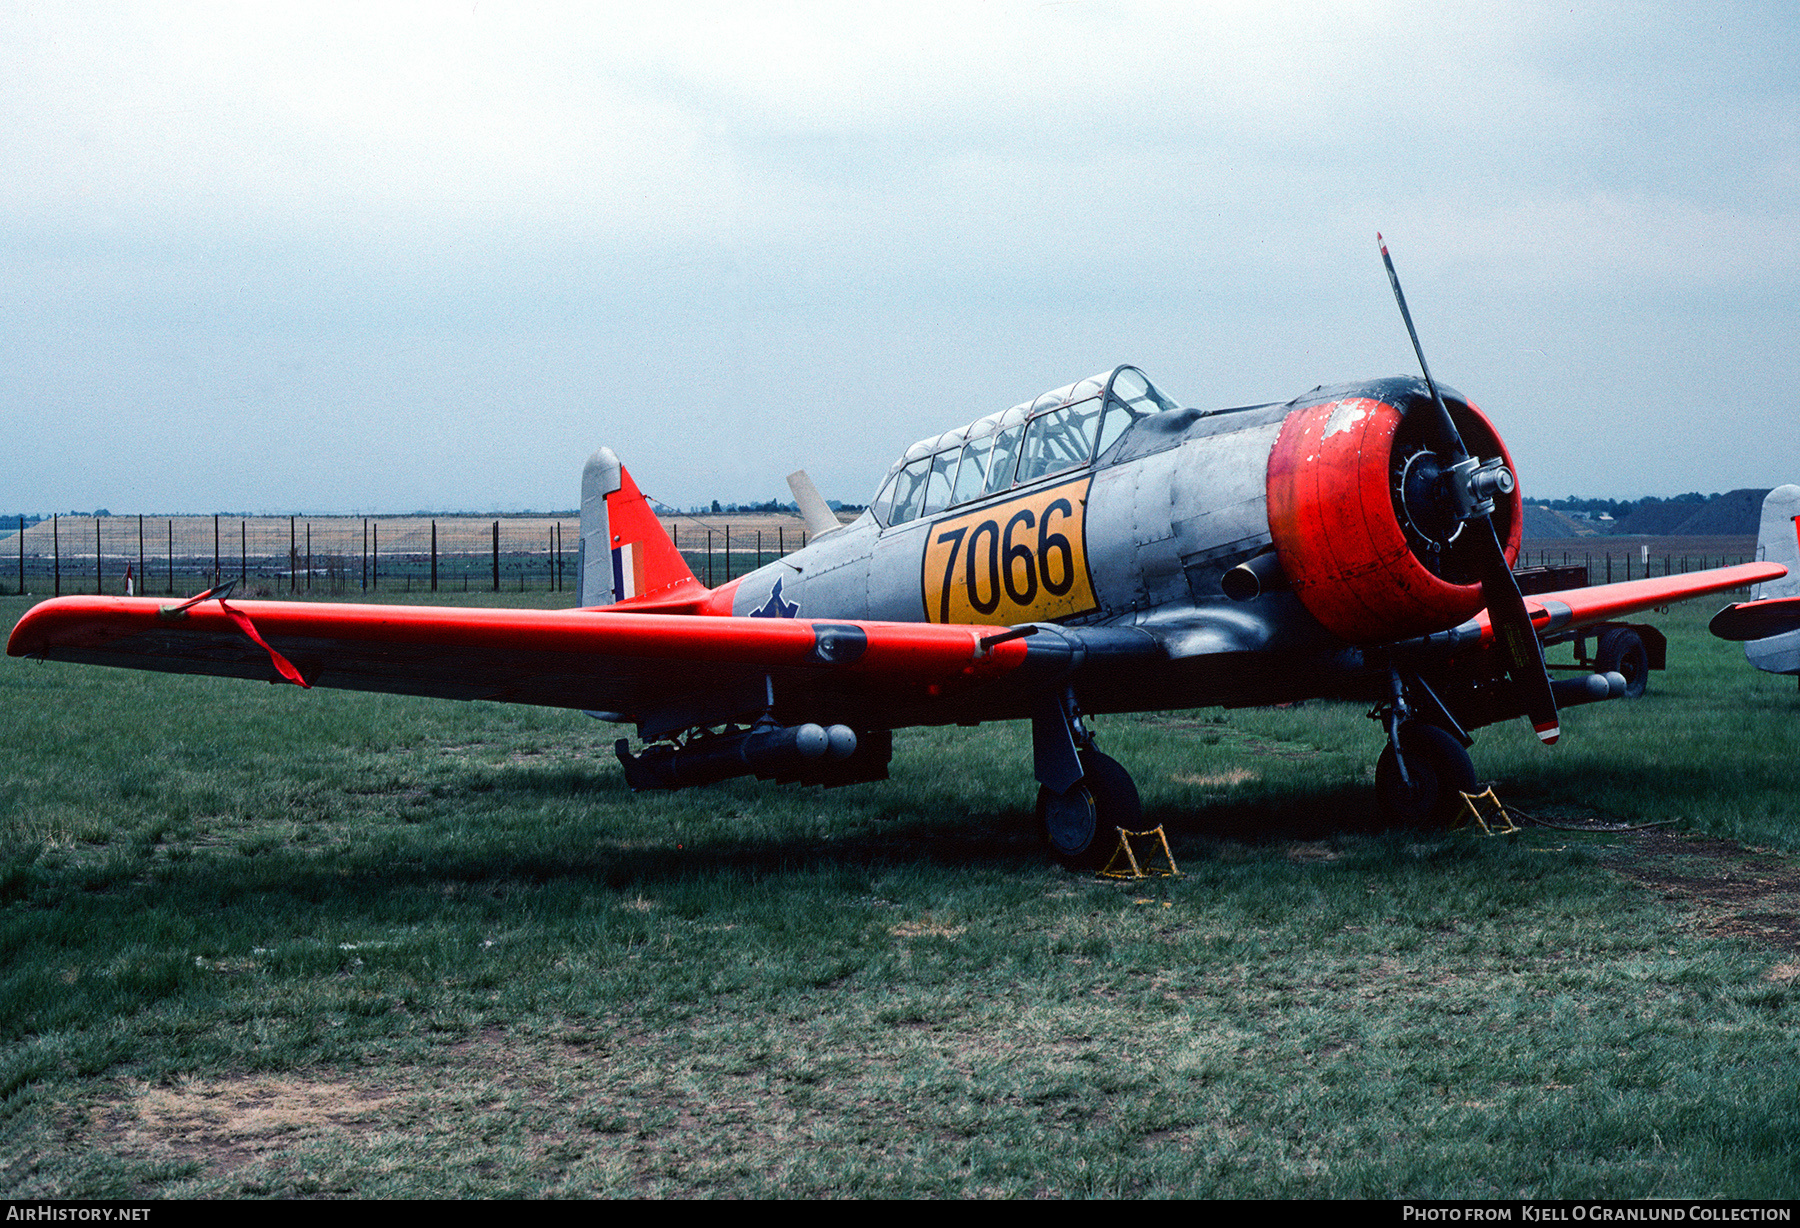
[922,477,1097,625]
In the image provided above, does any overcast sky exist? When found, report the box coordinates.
[4,1,1796,514]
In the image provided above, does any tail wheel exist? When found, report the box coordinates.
[1374,721,1477,827]
[1595,627,1649,699]
[1039,749,1142,870]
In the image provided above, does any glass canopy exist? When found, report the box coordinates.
[869,366,1179,528]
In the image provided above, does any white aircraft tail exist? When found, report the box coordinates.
[786,469,842,539]
[578,449,705,610]
[1752,485,1800,601]
[1745,485,1800,675]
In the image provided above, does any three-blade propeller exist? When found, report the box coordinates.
[1379,234,1560,745]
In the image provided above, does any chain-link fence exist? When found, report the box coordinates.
[1516,540,1760,587]
[2,516,1757,601]
[2,514,814,598]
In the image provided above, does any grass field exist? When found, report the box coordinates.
[2,592,1797,1197]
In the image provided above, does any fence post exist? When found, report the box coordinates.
[362,519,368,591]
[17,516,23,596]
[213,514,220,585]
[373,522,379,589]
[492,521,499,592]
[706,530,713,586]
[724,524,730,583]
[306,523,312,593]
[95,515,102,594]
[53,514,60,596]
[431,520,438,592]
[168,520,174,595]
[290,517,297,592]
[240,520,246,587]
[138,514,145,596]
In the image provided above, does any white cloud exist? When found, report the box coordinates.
[2,2,1797,509]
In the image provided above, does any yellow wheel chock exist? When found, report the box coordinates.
[1457,786,1520,836]
[1098,826,1182,879]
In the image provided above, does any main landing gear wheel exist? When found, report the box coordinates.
[1595,627,1649,699]
[1374,721,1478,828]
[1039,749,1142,870]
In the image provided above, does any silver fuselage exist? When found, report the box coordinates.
[724,394,1366,718]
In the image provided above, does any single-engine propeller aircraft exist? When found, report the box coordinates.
[1710,485,1800,680]
[9,240,1786,866]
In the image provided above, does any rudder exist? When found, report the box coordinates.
[579,449,703,609]
[1753,485,1800,601]
[1745,484,1800,675]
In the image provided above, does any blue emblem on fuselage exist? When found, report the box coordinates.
[749,577,800,619]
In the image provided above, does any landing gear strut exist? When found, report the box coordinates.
[1374,719,1477,826]
[1039,748,1142,870]
[1033,687,1141,869]
[1372,667,1478,827]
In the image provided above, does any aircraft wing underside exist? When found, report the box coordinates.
[10,561,1782,740]
[5,596,1164,734]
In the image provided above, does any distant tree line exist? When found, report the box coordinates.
[1543,493,1728,521]
[1534,489,1769,537]
[4,513,87,525]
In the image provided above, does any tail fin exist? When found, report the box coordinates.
[1739,485,1800,675]
[786,469,842,539]
[580,449,706,610]
[1753,485,1800,602]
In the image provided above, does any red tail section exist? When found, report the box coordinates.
[582,450,727,614]
[604,464,698,602]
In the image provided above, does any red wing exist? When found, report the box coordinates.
[1464,561,1787,642]
[7,596,1032,729]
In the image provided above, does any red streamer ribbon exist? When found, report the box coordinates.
[217,598,310,688]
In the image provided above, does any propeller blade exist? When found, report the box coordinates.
[1474,519,1560,744]
[1379,233,1559,745]
[1379,233,1468,464]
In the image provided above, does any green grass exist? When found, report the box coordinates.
[2,593,1797,1197]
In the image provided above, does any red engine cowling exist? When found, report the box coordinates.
[1266,391,1522,644]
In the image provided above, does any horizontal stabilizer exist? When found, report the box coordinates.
[1710,599,1800,642]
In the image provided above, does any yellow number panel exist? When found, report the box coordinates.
[921,477,1098,625]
